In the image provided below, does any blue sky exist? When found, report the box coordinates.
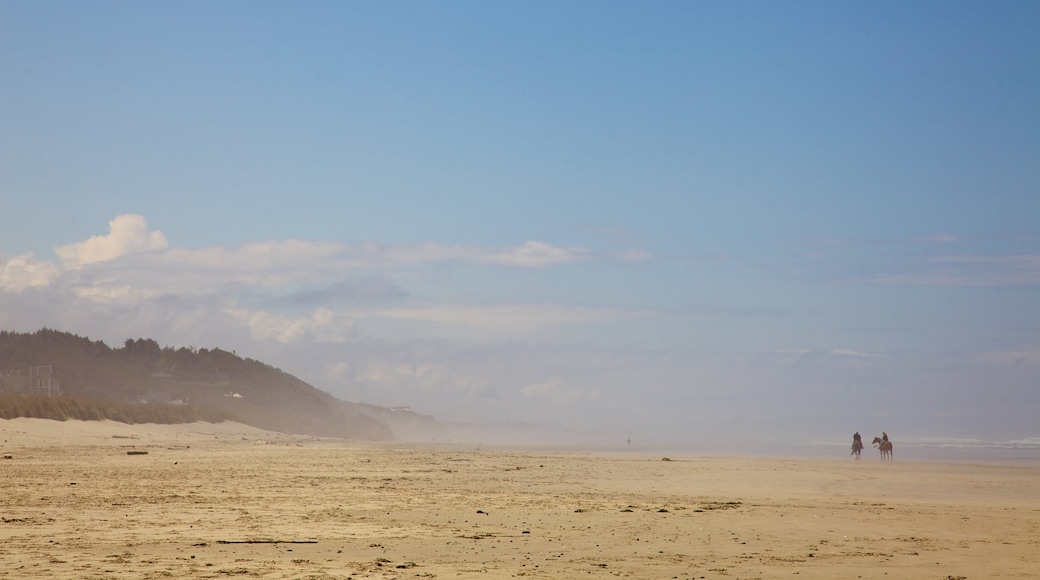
[2,1,1038,447]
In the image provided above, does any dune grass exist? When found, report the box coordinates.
[0,394,234,424]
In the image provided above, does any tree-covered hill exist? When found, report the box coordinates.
[0,328,397,440]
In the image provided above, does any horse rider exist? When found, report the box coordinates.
[851,431,864,457]
[882,431,889,443]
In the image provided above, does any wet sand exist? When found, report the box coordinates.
[2,418,1038,579]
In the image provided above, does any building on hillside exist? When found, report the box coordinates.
[0,366,62,397]
[30,365,61,397]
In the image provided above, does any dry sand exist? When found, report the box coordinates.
[1,418,1038,579]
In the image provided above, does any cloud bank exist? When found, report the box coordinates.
[1,215,1037,443]
[0,214,648,349]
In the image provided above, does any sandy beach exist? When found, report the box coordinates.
[1,419,1038,579]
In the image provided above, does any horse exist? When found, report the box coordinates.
[851,439,864,459]
[872,436,893,461]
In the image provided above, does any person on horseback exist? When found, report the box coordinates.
[851,431,864,458]
[873,432,893,460]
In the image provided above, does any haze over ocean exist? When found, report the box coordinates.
[1,1,1038,454]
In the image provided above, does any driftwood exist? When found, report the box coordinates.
[215,540,316,544]
[126,450,149,455]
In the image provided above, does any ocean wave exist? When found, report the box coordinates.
[1002,437,1040,448]
[806,436,1040,450]
[900,437,1040,450]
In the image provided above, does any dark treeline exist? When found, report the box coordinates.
[0,328,394,439]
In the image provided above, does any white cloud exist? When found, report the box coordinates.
[0,253,61,292]
[55,214,168,268]
[1,216,625,313]
[0,215,659,369]
[82,239,593,305]
[355,361,463,390]
[140,239,589,287]
[70,284,161,305]
[226,306,355,344]
[379,240,591,268]
[485,241,589,267]
[87,237,592,296]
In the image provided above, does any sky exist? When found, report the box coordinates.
[1,1,1038,448]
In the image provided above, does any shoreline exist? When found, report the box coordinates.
[4,417,1039,466]
[2,417,1038,578]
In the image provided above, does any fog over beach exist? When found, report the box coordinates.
[3,418,1039,579]
[1,0,1038,509]
[396,419,1040,465]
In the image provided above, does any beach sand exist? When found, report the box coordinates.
[2,418,1038,579]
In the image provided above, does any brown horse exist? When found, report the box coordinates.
[851,439,864,459]
[872,436,893,461]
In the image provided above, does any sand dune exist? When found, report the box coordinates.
[1,418,1038,579]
